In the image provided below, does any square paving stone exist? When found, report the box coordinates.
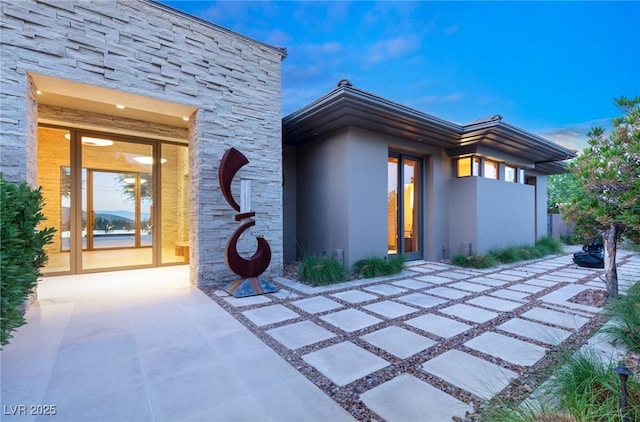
[416,275,452,284]
[464,332,547,366]
[421,350,517,400]
[521,307,589,330]
[267,321,337,349]
[224,295,271,307]
[525,279,557,288]
[291,297,343,314]
[397,293,448,309]
[241,305,299,327]
[439,304,498,324]
[498,318,572,346]
[391,279,433,289]
[427,287,471,300]
[360,373,473,422]
[466,296,522,312]
[467,277,508,287]
[508,283,545,293]
[302,341,389,387]
[320,309,382,332]
[406,314,471,339]
[331,290,378,304]
[363,301,418,319]
[360,326,437,358]
[449,281,491,292]
[363,284,408,296]
[438,271,470,280]
[487,273,522,282]
[490,289,529,301]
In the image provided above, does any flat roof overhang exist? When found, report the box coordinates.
[283,82,576,174]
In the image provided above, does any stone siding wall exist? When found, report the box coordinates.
[1,0,285,285]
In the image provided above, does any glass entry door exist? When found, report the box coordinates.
[81,139,154,270]
[388,154,422,260]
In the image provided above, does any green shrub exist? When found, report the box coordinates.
[450,254,497,269]
[1,175,55,346]
[353,256,406,278]
[542,350,640,421]
[299,256,347,286]
[535,236,564,255]
[600,281,640,353]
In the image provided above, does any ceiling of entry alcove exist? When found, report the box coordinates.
[30,73,197,129]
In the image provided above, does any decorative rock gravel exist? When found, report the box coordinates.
[202,251,639,421]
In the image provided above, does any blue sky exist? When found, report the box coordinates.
[160,1,639,151]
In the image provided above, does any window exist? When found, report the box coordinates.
[457,157,471,177]
[484,160,498,179]
[456,156,480,177]
[505,165,517,183]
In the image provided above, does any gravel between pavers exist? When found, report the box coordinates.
[201,252,636,421]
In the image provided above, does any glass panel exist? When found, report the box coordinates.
[505,166,516,183]
[38,127,71,274]
[484,159,498,179]
[473,157,481,176]
[457,157,471,177]
[403,159,420,253]
[82,139,153,270]
[387,157,399,254]
[161,143,190,263]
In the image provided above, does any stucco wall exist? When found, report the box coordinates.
[346,129,388,267]
[296,131,350,263]
[476,177,535,253]
[449,176,535,255]
[1,0,284,285]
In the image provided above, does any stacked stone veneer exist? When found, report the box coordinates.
[1,0,286,285]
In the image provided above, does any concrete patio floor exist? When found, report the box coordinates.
[1,250,638,421]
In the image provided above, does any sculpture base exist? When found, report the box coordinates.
[224,277,279,298]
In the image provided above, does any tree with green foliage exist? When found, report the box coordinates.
[562,96,640,300]
[547,172,582,213]
[1,175,55,346]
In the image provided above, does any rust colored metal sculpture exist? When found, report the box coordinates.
[219,148,278,297]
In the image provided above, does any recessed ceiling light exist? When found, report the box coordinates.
[133,156,167,165]
[36,90,42,95]
[182,117,189,121]
[81,137,114,147]
[116,104,125,109]
[64,134,70,140]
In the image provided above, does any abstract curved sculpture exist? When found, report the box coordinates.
[219,147,277,297]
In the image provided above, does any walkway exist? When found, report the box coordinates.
[1,251,638,421]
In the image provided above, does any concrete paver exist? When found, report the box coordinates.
[466,295,523,312]
[331,289,378,303]
[406,314,472,338]
[440,303,499,323]
[464,332,548,366]
[521,307,590,330]
[302,341,389,387]
[498,318,572,345]
[267,320,336,349]
[421,350,517,400]
[397,292,448,308]
[360,325,437,358]
[241,304,300,326]
[360,373,474,422]
[291,296,344,314]
[363,284,408,296]
[320,308,382,332]
[363,300,418,318]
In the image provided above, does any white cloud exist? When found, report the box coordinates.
[538,118,611,152]
[367,36,421,64]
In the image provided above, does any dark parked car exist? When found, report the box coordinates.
[573,239,604,268]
